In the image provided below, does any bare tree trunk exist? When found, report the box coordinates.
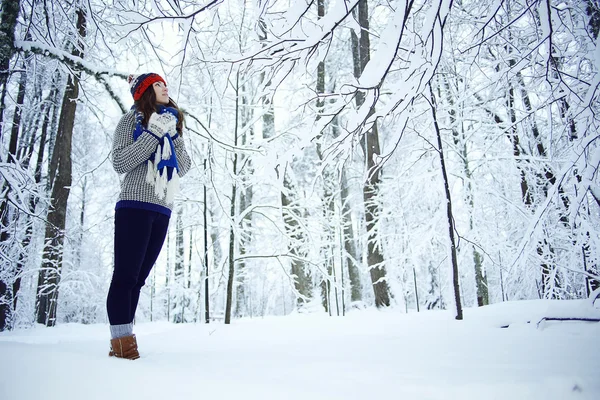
[257,11,274,141]
[7,63,27,160]
[313,0,339,314]
[0,0,20,142]
[440,76,488,306]
[588,1,600,38]
[320,272,330,314]
[236,84,254,318]
[235,200,247,318]
[258,8,312,312]
[165,230,171,321]
[188,226,193,290]
[502,4,566,298]
[351,0,390,307]
[315,0,332,314]
[329,95,361,304]
[0,64,27,330]
[9,85,58,326]
[224,71,241,325]
[503,70,554,300]
[549,51,597,294]
[203,158,210,323]
[0,9,23,301]
[35,8,87,326]
[413,268,420,312]
[0,57,27,330]
[473,251,488,306]
[224,163,237,325]
[174,209,185,323]
[259,10,313,311]
[280,170,313,310]
[340,168,362,303]
[76,177,87,268]
[429,84,463,320]
[515,69,569,298]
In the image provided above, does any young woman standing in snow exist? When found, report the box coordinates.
[107,73,191,360]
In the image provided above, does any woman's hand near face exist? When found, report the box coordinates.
[147,112,177,137]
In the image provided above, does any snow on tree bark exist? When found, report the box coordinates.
[35,6,87,327]
[352,0,391,308]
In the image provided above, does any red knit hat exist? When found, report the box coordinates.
[127,73,166,101]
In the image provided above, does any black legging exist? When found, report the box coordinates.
[107,207,169,325]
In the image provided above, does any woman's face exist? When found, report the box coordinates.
[153,81,169,105]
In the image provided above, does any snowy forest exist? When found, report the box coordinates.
[0,0,599,332]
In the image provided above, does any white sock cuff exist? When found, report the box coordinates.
[110,322,133,339]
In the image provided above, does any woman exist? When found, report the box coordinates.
[107,73,191,360]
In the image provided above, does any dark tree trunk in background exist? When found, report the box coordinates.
[203,159,210,323]
[314,0,335,314]
[236,84,254,318]
[0,0,21,331]
[504,66,551,300]
[224,71,241,325]
[174,209,185,323]
[280,170,312,310]
[236,184,250,317]
[588,1,600,38]
[351,0,391,307]
[259,6,312,312]
[165,231,171,321]
[515,69,565,298]
[441,76,488,306]
[36,7,87,327]
[188,227,193,290]
[11,85,58,325]
[0,65,27,330]
[224,157,237,325]
[341,169,362,303]
[0,0,20,142]
[7,62,27,160]
[429,84,463,320]
[74,175,87,270]
[258,6,308,313]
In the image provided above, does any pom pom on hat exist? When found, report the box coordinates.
[128,73,166,101]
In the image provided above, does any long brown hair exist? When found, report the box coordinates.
[134,85,185,136]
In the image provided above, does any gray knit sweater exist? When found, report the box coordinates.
[112,110,191,216]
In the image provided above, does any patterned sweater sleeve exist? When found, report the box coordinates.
[112,111,160,175]
[173,135,191,177]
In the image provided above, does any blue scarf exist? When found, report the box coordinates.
[132,105,180,202]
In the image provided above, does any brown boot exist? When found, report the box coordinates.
[109,334,140,360]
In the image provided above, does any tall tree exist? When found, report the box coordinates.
[256,8,313,311]
[224,70,241,325]
[11,78,59,323]
[429,83,463,320]
[314,0,335,314]
[173,209,185,323]
[0,61,28,330]
[35,4,87,326]
[280,169,312,310]
[203,157,210,323]
[236,82,254,318]
[0,0,20,141]
[351,0,391,307]
[340,168,362,304]
[439,72,488,306]
[0,0,22,331]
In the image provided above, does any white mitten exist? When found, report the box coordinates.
[147,112,177,137]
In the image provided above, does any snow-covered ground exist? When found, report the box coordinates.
[1,299,599,400]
